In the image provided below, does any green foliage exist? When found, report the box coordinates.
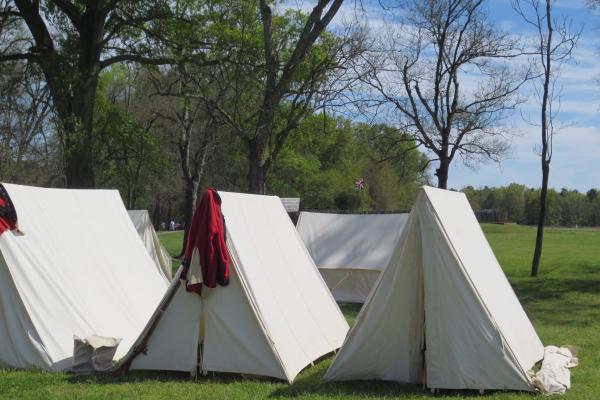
[267,114,428,210]
[463,184,600,226]
[93,67,169,208]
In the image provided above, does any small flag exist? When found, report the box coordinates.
[355,178,365,190]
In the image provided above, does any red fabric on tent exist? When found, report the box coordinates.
[0,186,17,236]
[181,188,230,294]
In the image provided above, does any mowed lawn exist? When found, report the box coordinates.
[0,224,598,399]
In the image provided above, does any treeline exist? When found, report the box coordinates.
[463,184,600,227]
[1,62,428,222]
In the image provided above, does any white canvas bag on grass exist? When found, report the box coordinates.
[72,335,122,373]
[531,346,579,395]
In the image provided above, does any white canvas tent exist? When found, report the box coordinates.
[128,210,173,280]
[0,184,169,371]
[296,212,408,302]
[324,186,544,391]
[124,191,349,382]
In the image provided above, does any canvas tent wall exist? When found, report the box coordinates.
[324,186,544,391]
[0,184,169,371]
[296,211,409,302]
[128,210,173,280]
[124,191,349,382]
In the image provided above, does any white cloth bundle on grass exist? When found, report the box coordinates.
[531,346,579,395]
[72,335,122,373]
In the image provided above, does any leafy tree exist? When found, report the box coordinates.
[500,183,526,222]
[269,114,366,209]
[586,188,598,201]
[355,123,429,208]
[200,0,359,193]
[0,0,211,187]
[93,67,168,209]
[268,113,427,210]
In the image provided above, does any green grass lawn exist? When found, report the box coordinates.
[157,230,184,271]
[1,224,598,399]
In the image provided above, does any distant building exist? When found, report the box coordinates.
[280,198,301,223]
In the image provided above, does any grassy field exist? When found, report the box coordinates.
[156,230,183,270]
[0,224,598,399]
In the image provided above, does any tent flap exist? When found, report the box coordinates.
[128,210,172,281]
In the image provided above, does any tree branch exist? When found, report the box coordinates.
[0,52,37,61]
[50,0,82,29]
[99,54,175,70]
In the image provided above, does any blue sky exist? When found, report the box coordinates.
[283,0,600,191]
[447,0,600,191]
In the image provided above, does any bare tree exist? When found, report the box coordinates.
[148,64,221,255]
[0,2,57,184]
[0,60,55,184]
[360,0,530,189]
[512,0,579,277]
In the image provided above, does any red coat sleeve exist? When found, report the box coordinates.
[0,186,17,236]
[181,189,230,294]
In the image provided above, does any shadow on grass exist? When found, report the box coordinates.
[66,363,536,399]
[67,370,193,385]
[268,361,538,399]
[510,266,600,327]
[267,360,425,399]
[269,383,539,399]
[67,368,311,385]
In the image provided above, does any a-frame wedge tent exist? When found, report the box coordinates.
[324,186,544,391]
[297,212,408,302]
[0,184,169,371]
[128,210,173,280]
[124,191,349,383]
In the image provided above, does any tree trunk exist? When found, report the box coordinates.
[61,94,96,189]
[531,161,549,277]
[47,67,98,188]
[152,193,162,231]
[166,199,173,229]
[248,138,267,194]
[126,184,133,210]
[71,73,98,188]
[11,0,106,188]
[44,43,100,188]
[435,157,450,189]
[180,178,199,257]
[63,137,95,188]
[177,97,195,257]
[531,0,553,278]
